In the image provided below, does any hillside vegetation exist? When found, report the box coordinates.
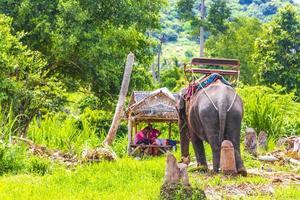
[0,1,300,199]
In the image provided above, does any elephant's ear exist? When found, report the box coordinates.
[178,94,188,123]
[178,88,187,110]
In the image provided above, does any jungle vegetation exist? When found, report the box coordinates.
[0,0,300,199]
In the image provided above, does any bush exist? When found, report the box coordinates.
[28,113,100,154]
[27,156,51,175]
[238,85,300,138]
[0,144,26,175]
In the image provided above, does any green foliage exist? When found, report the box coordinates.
[0,144,26,175]
[0,103,18,142]
[28,113,100,154]
[78,95,102,112]
[0,0,166,108]
[0,14,66,135]
[238,85,300,138]
[254,5,300,96]
[177,0,231,37]
[160,67,185,91]
[130,67,154,92]
[206,17,262,85]
[27,156,51,175]
[177,0,196,21]
[206,0,231,35]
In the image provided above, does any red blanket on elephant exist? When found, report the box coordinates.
[184,73,232,100]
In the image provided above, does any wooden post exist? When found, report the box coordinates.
[127,119,133,155]
[168,123,172,139]
[134,122,138,135]
[220,140,237,175]
[103,53,134,146]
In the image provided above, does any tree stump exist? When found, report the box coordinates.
[164,152,189,186]
[245,128,257,156]
[258,131,268,149]
[161,152,206,200]
[220,140,237,175]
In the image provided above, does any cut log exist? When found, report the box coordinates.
[103,53,134,146]
[244,128,257,156]
[161,152,206,200]
[178,163,189,186]
[220,140,237,175]
[164,152,180,184]
[164,152,190,186]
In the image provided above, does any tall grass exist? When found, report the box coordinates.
[0,104,19,143]
[238,86,300,138]
[28,114,100,154]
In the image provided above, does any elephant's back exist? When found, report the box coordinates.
[188,82,243,132]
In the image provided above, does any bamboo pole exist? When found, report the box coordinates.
[168,123,172,139]
[127,119,133,155]
[103,53,135,146]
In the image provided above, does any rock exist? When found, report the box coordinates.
[258,131,268,149]
[277,136,300,153]
[245,128,257,156]
[220,140,237,175]
[258,155,279,162]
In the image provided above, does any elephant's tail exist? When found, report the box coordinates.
[218,103,227,145]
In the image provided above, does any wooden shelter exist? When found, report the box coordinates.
[126,88,179,156]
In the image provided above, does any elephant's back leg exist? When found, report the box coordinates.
[188,106,208,167]
[196,104,221,172]
[225,106,246,175]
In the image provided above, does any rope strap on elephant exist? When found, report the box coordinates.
[184,73,232,100]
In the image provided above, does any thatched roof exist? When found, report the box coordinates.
[127,88,179,123]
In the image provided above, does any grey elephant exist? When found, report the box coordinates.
[178,80,247,176]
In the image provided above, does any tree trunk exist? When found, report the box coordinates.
[157,39,163,83]
[151,63,157,84]
[103,53,135,146]
[200,0,205,57]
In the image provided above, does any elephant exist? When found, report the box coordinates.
[177,79,247,176]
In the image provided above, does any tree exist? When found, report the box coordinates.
[0,14,65,136]
[206,17,262,85]
[177,0,231,56]
[0,0,166,109]
[206,0,231,36]
[254,5,300,95]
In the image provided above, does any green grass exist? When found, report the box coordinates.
[0,157,165,200]
[0,149,299,200]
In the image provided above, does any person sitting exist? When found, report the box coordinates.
[134,124,161,145]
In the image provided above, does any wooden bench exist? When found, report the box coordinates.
[129,144,173,156]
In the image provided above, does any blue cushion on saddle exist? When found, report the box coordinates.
[196,73,232,91]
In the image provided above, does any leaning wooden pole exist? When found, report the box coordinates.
[103,53,135,146]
